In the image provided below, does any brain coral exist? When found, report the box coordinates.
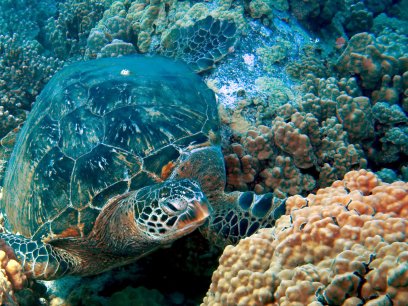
[202,170,408,305]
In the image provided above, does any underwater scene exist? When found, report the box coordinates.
[0,0,407,305]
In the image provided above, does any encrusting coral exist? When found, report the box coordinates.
[202,170,408,305]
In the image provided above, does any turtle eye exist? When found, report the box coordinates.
[160,197,188,216]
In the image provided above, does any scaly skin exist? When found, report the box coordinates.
[0,179,210,279]
[0,233,72,279]
[172,146,287,246]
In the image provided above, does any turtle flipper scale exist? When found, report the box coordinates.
[202,191,286,246]
[0,233,73,279]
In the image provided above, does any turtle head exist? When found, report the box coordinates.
[90,179,211,258]
[134,179,212,241]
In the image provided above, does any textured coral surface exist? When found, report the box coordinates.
[0,249,26,305]
[203,170,408,305]
[0,0,407,304]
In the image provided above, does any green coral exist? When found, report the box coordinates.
[336,31,408,90]
[44,0,106,59]
[256,39,292,71]
[375,168,398,183]
[372,102,408,125]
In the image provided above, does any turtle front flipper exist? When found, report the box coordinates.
[0,233,75,280]
[202,191,286,246]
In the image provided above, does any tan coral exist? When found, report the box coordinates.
[224,143,259,191]
[243,127,274,161]
[257,155,315,196]
[272,115,317,169]
[202,170,408,306]
[0,249,27,304]
[335,95,374,140]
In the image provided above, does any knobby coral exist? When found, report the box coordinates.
[44,0,105,59]
[336,31,408,90]
[0,35,63,138]
[203,170,408,305]
[85,0,241,72]
[0,249,26,305]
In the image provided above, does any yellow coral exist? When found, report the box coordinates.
[202,170,408,305]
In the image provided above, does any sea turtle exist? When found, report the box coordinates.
[0,56,285,280]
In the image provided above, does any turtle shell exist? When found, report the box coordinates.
[1,56,219,241]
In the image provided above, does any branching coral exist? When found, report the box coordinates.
[0,0,57,41]
[0,35,63,138]
[203,170,408,306]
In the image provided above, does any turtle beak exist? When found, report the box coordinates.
[192,198,212,223]
[178,196,212,230]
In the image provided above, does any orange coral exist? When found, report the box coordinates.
[224,143,260,190]
[203,170,408,306]
[0,249,27,304]
[257,155,315,196]
[272,115,317,169]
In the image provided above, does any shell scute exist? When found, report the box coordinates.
[71,144,142,209]
[30,147,74,231]
[2,56,219,239]
[59,106,104,159]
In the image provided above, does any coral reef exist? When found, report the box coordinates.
[0,35,63,138]
[285,45,329,79]
[0,0,406,303]
[336,31,408,90]
[284,0,403,41]
[0,0,57,41]
[203,170,408,305]
[224,123,318,196]
[43,0,105,59]
[85,0,242,71]
[225,50,408,193]
[0,249,26,305]
[108,286,167,306]
[224,74,370,194]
